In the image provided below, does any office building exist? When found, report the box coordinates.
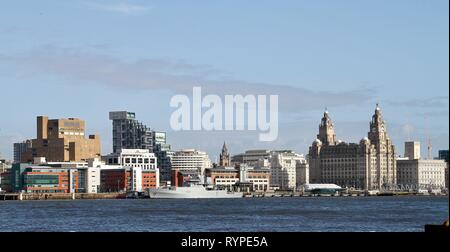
[21,116,101,163]
[397,158,447,190]
[13,140,32,163]
[308,105,397,190]
[405,141,421,160]
[231,149,272,167]
[171,149,212,178]
[205,165,270,192]
[102,148,160,188]
[270,150,306,190]
[8,158,101,193]
[397,142,447,190]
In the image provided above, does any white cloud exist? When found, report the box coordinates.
[0,45,375,113]
[86,2,150,15]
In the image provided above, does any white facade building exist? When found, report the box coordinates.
[103,149,158,170]
[270,150,307,190]
[397,158,447,190]
[172,149,211,177]
[103,149,159,187]
[231,150,272,167]
[296,158,309,187]
[397,141,447,190]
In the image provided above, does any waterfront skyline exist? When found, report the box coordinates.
[0,0,449,160]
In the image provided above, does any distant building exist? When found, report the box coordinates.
[100,166,158,192]
[438,150,449,163]
[13,140,32,163]
[219,142,230,167]
[397,159,447,190]
[231,149,309,190]
[405,141,421,160]
[171,149,212,178]
[438,150,449,189]
[205,165,270,192]
[231,149,272,167]
[109,111,153,153]
[152,131,174,183]
[270,150,307,190]
[109,111,173,182]
[171,169,202,187]
[21,116,101,163]
[0,159,11,173]
[102,149,160,188]
[308,105,397,190]
[296,158,309,187]
[0,171,12,192]
[0,160,12,192]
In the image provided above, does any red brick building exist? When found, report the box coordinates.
[101,167,158,192]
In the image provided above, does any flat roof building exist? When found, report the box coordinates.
[21,116,101,163]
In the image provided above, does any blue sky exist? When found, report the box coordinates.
[0,0,448,161]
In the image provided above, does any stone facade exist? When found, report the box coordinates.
[21,116,101,163]
[219,142,230,167]
[308,105,397,190]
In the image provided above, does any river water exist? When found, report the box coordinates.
[0,196,447,232]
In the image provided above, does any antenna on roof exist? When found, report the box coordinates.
[425,114,432,160]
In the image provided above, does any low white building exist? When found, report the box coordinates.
[397,141,448,190]
[397,158,447,190]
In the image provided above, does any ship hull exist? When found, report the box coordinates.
[147,187,243,199]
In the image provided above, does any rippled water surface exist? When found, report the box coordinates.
[0,196,448,232]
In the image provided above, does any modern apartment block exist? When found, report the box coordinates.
[13,140,32,163]
[109,111,173,182]
[21,116,101,163]
[109,111,154,153]
[308,105,397,190]
[152,131,174,183]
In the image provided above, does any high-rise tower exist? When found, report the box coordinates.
[109,111,153,153]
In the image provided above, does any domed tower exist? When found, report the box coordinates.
[366,104,397,189]
[317,108,337,146]
[308,138,323,183]
[219,142,230,167]
[368,104,389,145]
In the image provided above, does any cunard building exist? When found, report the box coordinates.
[308,105,396,190]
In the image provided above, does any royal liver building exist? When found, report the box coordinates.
[308,105,397,190]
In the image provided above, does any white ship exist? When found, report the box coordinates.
[147,184,243,199]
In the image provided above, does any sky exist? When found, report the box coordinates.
[0,0,448,161]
